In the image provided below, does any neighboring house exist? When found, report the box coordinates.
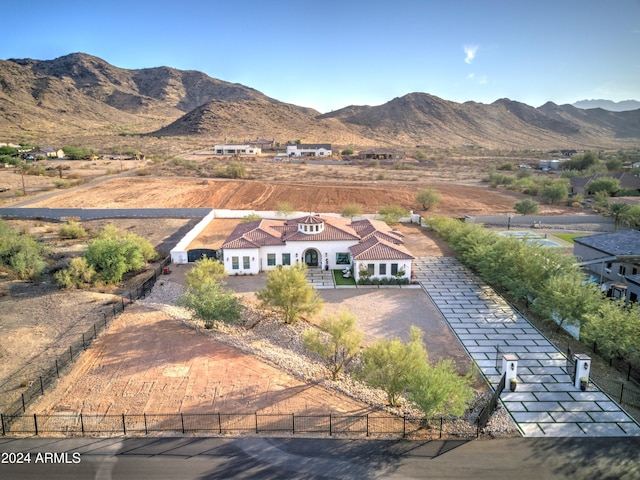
[221,214,413,282]
[247,138,275,150]
[214,144,262,155]
[286,144,332,157]
[570,172,640,196]
[574,230,640,301]
[358,148,405,160]
[25,148,50,159]
[41,147,65,158]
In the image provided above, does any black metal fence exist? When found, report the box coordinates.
[2,257,171,421]
[477,373,506,432]
[0,412,480,439]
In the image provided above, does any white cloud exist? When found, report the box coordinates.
[467,73,475,79]
[464,44,479,64]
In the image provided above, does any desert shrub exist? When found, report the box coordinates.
[497,162,514,171]
[53,178,71,189]
[55,257,95,289]
[0,220,48,280]
[378,204,409,224]
[59,220,87,239]
[84,225,156,284]
[368,159,380,168]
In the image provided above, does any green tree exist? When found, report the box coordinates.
[302,310,364,380]
[514,198,539,215]
[356,326,427,407]
[532,271,602,332]
[179,279,242,328]
[622,205,640,228]
[582,299,640,363]
[408,359,475,418]
[606,157,623,171]
[415,188,441,211]
[256,264,323,324]
[378,204,409,225]
[340,148,354,155]
[84,226,156,284]
[588,177,620,196]
[276,201,296,221]
[540,180,569,205]
[184,256,226,290]
[0,145,18,156]
[340,203,363,222]
[62,146,95,160]
[241,212,261,222]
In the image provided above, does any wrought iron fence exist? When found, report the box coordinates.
[1,257,171,421]
[0,412,480,439]
[477,373,506,432]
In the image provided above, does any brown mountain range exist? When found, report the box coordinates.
[1,52,638,149]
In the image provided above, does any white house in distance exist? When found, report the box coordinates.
[286,143,332,157]
[221,214,413,282]
[214,144,262,155]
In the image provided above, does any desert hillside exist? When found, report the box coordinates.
[1,53,639,150]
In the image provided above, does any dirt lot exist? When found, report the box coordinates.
[16,176,523,217]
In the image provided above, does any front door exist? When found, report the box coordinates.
[305,249,318,267]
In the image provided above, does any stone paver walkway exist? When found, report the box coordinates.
[306,267,335,289]
[413,257,640,437]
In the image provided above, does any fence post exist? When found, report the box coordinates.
[366,414,369,437]
[1,413,4,436]
[80,413,84,435]
[33,414,38,436]
[94,323,97,338]
[218,413,222,434]
[255,413,259,434]
[55,360,59,378]
[122,297,125,311]
[403,416,406,438]
[292,414,295,435]
[70,346,73,361]
[620,383,625,404]
[476,418,480,438]
[144,413,148,435]
[22,393,26,413]
[439,417,443,439]
[39,376,44,395]
[180,413,185,434]
[82,333,86,350]
[329,414,332,436]
[122,414,126,435]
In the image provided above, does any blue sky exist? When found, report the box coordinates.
[3,0,639,113]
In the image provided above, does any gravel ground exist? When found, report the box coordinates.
[140,279,520,438]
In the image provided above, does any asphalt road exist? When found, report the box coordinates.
[1,436,638,479]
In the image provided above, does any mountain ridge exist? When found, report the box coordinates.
[1,53,639,149]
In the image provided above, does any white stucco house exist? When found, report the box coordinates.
[214,144,261,155]
[285,144,332,157]
[221,214,413,282]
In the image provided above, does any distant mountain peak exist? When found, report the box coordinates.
[572,99,640,112]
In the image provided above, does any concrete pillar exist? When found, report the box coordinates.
[574,353,591,390]
[502,354,518,389]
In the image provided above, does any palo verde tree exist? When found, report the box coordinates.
[415,188,441,211]
[340,203,363,223]
[256,263,323,324]
[302,309,364,380]
[179,256,242,328]
[355,326,427,407]
[378,204,409,225]
[84,225,157,284]
[276,201,296,222]
[582,299,640,364]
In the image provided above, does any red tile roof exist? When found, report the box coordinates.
[349,236,414,261]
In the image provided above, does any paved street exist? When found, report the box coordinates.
[414,257,640,437]
[1,436,639,479]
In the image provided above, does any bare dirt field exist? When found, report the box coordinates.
[17,175,527,217]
